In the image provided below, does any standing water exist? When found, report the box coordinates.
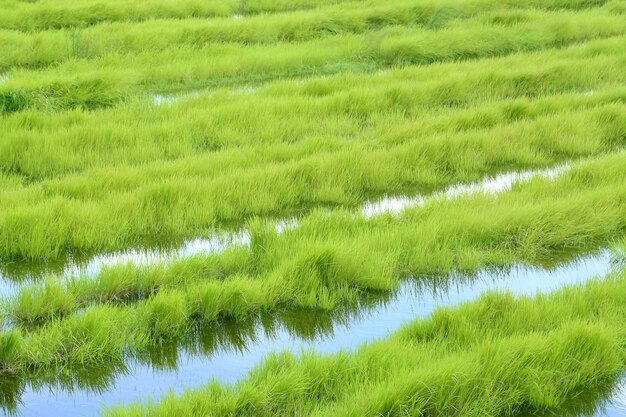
[4,251,624,416]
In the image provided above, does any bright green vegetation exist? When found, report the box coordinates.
[0,0,363,31]
[1,1,621,71]
[1,0,625,414]
[2,152,624,359]
[1,36,625,262]
[1,9,624,113]
[102,267,626,417]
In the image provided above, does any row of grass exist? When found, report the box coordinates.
[0,299,376,414]
[1,0,619,70]
[0,38,624,262]
[0,0,359,31]
[3,152,624,331]
[0,103,623,263]
[101,267,626,417]
[1,0,617,32]
[2,36,625,181]
[0,222,622,413]
[1,8,624,114]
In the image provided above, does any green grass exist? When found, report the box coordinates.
[1,0,617,32]
[0,0,359,31]
[1,7,624,114]
[2,39,624,181]
[0,36,624,262]
[1,0,618,70]
[100,266,626,417]
[2,152,624,341]
[1,0,625,413]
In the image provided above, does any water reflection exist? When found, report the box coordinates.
[531,376,626,417]
[361,163,568,218]
[0,164,569,291]
[2,251,623,416]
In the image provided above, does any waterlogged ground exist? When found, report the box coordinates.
[0,251,622,416]
[1,0,625,416]
[0,164,570,288]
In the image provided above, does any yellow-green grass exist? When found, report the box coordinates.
[1,0,619,70]
[1,1,625,413]
[100,266,626,417]
[1,8,624,114]
[2,36,625,180]
[3,152,624,332]
[0,35,624,262]
[0,0,359,31]
[1,104,623,263]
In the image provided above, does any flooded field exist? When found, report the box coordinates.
[1,0,625,415]
[2,251,624,416]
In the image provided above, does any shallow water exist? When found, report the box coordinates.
[610,380,626,415]
[361,163,568,218]
[151,84,257,106]
[152,92,200,106]
[0,163,569,293]
[5,251,624,416]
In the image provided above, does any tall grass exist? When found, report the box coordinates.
[1,9,623,114]
[0,35,623,261]
[2,103,623,262]
[3,153,625,329]
[98,267,626,417]
[0,1,625,413]
[0,0,359,31]
[1,0,619,70]
[2,37,624,179]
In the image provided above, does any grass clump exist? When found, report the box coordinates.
[3,152,625,333]
[6,280,75,326]
[100,269,626,417]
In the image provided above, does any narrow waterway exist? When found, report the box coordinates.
[4,251,623,417]
[0,163,569,293]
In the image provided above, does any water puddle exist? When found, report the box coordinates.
[151,83,258,106]
[0,164,570,295]
[151,90,205,106]
[361,163,567,218]
[4,251,624,416]
[609,380,626,416]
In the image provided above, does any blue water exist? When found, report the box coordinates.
[6,251,623,416]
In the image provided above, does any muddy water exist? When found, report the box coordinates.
[4,251,624,416]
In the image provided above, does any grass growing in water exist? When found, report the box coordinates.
[1,0,625,414]
[2,153,624,346]
[0,39,624,261]
[100,267,626,417]
[2,9,624,113]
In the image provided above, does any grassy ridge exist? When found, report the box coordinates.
[1,105,623,262]
[0,0,616,32]
[1,0,618,70]
[3,152,625,330]
[0,36,624,262]
[2,36,625,180]
[0,0,357,31]
[97,267,626,417]
[1,8,624,114]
